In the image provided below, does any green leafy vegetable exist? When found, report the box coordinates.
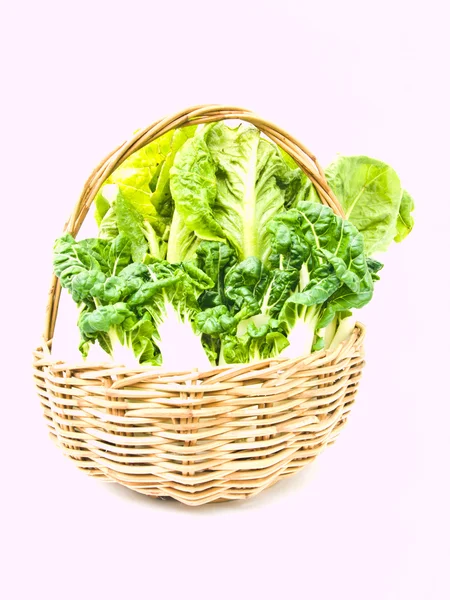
[395,189,415,242]
[295,155,414,255]
[53,233,214,368]
[272,204,374,358]
[115,193,149,262]
[195,241,237,307]
[170,122,302,261]
[195,201,372,364]
[95,126,197,261]
[54,122,414,367]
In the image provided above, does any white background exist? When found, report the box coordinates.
[2,1,449,599]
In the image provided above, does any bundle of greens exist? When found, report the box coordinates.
[53,122,414,368]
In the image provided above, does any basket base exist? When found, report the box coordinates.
[49,421,347,506]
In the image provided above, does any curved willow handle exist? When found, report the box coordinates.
[44,104,343,344]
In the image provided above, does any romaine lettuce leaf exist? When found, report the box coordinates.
[170,122,302,261]
[295,155,414,255]
[95,126,197,261]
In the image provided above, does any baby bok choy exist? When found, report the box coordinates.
[53,233,214,369]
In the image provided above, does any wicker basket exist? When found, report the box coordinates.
[33,105,366,506]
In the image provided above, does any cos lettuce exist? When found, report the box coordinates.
[170,122,302,261]
[296,155,414,255]
[95,126,198,263]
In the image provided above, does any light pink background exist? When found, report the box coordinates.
[2,1,449,599]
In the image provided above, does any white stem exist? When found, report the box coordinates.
[328,316,356,351]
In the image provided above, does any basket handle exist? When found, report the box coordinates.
[43,104,344,344]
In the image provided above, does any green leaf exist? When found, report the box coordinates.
[195,241,237,308]
[317,273,374,329]
[98,203,119,240]
[109,234,133,274]
[128,274,183,307]
[95,126,197,260]
[170,122,302,261]
[268,216,310,270]
[289,274,341,306]
[272,204,371,306]
[78,302,135,337]
[219,322,289,365]
[367,257,384,281]
[318,251,360,293]
[195,305,236,335]
[294,155,414,255]
[165,208,200,263]
[247,321,269,338]
[102,130,176,218]
[53,234,107,292]
[263,269,299,317]
[169,131,223,242]
[181,261,215,291]
[328,156,404,254]
[294,171,321,204]
[150,126,197,213]
[312,336,325,352]
[325,156,403,254]
[220,334,249,364]
[71,270,106,303]
[115,193,148,262]
[128,314,159,364]
[94,191,111,226]
[224,257,269,319]
[395,189,415,243]
[250,330,290,361]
